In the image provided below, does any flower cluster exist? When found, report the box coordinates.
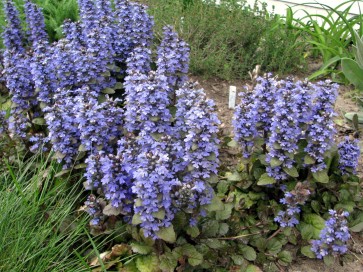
[2,0,24,52]
[76,92,123,154]
[232,90,258,158]
[311,210,351,259]
[274,182,311,227]
[304,81,338,172]
[44,89,82,168]
[338,137,360,175]
[24,0,48,48]
[174,83,220,213]
[157,26,190,89]
[266,79,302,180]
[250,73,278,138]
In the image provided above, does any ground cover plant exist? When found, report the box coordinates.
[0,0,362,271]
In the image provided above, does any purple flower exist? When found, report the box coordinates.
[311,210,350,259]
[157,26,190,89]
[338,137,360,175]
[233,90,258,158]
[266,79,302,180]
[24,0,48,48]
[305,81,338,172]
[274,182,311,228]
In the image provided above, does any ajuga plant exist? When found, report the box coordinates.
[2,0,220,246]
[227,74,363,268]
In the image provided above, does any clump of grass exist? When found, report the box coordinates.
[147,0,305,80]
[0,153,123,272]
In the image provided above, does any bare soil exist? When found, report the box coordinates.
[192,74,363,272]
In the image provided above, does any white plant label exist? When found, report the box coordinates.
[229,86,237,109]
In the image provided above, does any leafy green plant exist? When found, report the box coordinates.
[290,0,363,81]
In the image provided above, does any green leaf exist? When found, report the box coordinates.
[207,174,219,184]
[201,220,219,237]
[159,252,178,272]
[303,214,326,239]
[304,154,316,164]
[219,223,229,236]
[103,204,121,216]
[132,214,142,225]
[130,242,153,255]
[270,157,283,167]
[156,226,176,243]
[54,169,71,178]
[345,112,363,124]
[301,246,315,258]
[152,209,165,220]
[266,238,282,255]
[202,238,223,249]
[150,133,163,141]
[283,166,299,178]
[341,58,363,90]
[32,117,46,125]
[186,226,200,238]
[245,264,263,272]
[231,254,245,265]
[278,250,292,264]
[350,222,363,232]
[74,163,87,169]
[312,170,329,183]
[206,153,216,161]
[215,203,233,220]
[101,87,115,94]
[78,144,88,152]
[239,245,257,261]
[227,171,242,182]
[135,254,159,272]
[227,139,238,147]
[114,82,124,89]
[323,255,335,266]
[205,195,224,212]
[257,173,276,186]
[179,244,203,266]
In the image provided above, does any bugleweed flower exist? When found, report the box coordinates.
[274,182,311,227]
[305,81,338,172]
[44,88,82,169]
[311,210,350,259]
[124,71,172,134]
[174,83,220,211]
[2,0,24,52]
[99,154,134,213]
[113,0,154,63]
[338,137,360,175]
[252,73,278,133]
[293,80,313,126]
[157,26,190,89]
[266,79,302,180]
[233,90,258,158]
[24,0,48,47]
[132,134,179,238]
[85,194,105,227]
[30,42,58,105]
[78,0,98,37]
[76,92,123,154]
